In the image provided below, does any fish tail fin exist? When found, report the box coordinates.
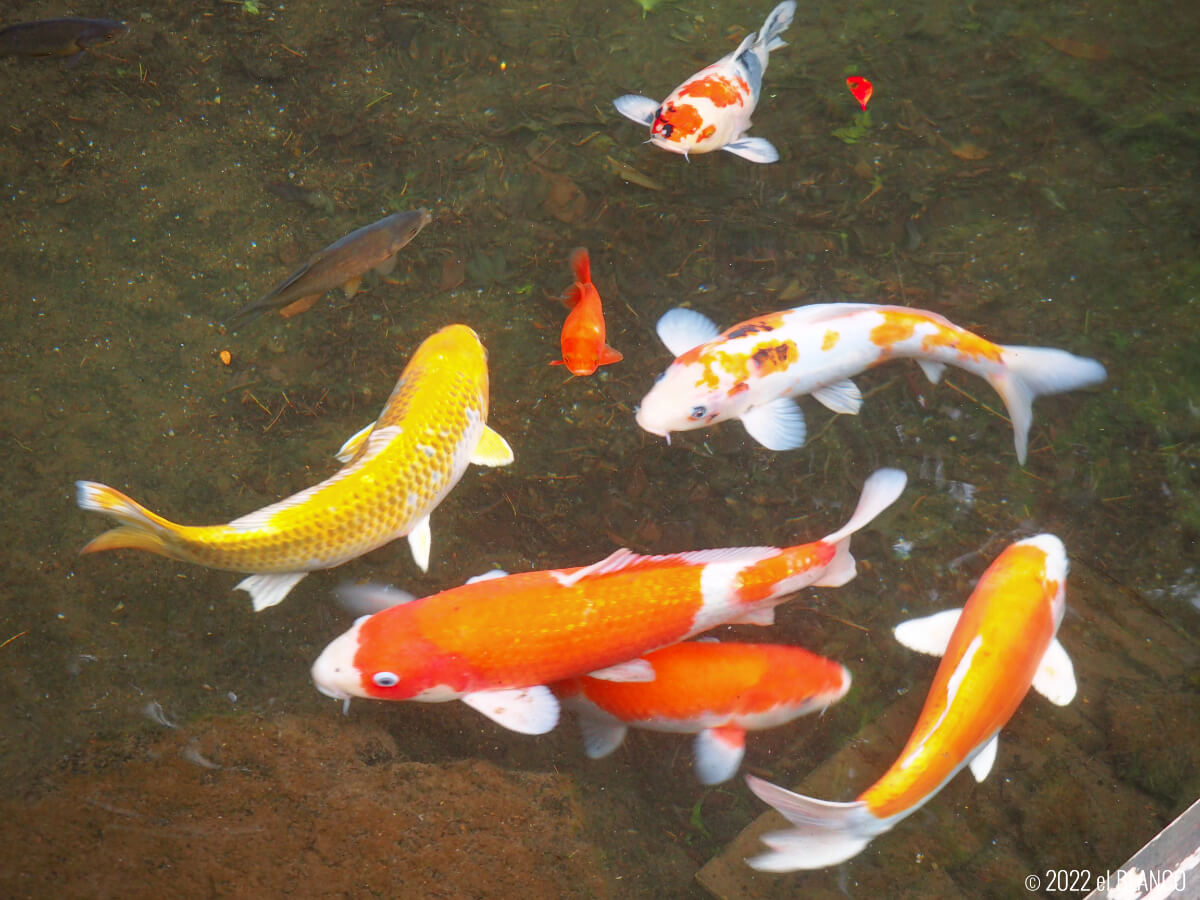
[569,247,591,285]
[758,1,797,50]
[814,468,907,587]
[744,774,883,871]
[75,481,177,556]
[993,346,1107,465]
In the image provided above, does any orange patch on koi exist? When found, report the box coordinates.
[821,330,839,351]
[750,341,798,374]
[655,102,704,141]
[679,74,747,108]
[870,311,1003,364]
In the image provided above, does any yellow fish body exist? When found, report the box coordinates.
[76,324,513,611]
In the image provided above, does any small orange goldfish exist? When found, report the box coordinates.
[846,76,874,111]
[550,248,622,377]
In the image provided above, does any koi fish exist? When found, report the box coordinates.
[0,18,127,61]
[846,76,873,111]
[745,534,1077,871]
[553,641,850,784]
[550,247,622,376]
[612,1,796,163]
[76,325,513,612]
[310,467,906,734]
[636,303,1107,465]
[228,209,432,327]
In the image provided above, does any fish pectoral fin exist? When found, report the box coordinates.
[740,398,807,451]
[656,307,721,356]
[559,284,583,308]
[586,658,655,683]
[722,136,780,164]
[235,571,309,612]
[893,608,963,657]
[374,254,398,276]
[917,359,947,384]
[811,379,863,415]
[407,516,432,572]
[728,606,776,627]
[1032,637,1077,706]
[279,295,321,318]
[334,422,375,463]
[462,685,559,735]
[577,714,627,759]
[340,276,363,298]
[470,425,514,467]
[968,734,999,782]
[598,345,624,366]
[613,94,659,126]
[694,725,746,785]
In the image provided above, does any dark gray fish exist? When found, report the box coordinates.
[228,209,432,329]
[0,18,128,62]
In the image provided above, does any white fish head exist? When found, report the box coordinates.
[1019,533,1070,630]
[636,356,747,440]
[311,615,371,702]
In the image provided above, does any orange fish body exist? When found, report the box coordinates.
[746,534,1077,871]
[311,468,906,735]
[554,641,850,784]
[551,248,622,376]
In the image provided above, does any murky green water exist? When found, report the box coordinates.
[0,1,1196,897]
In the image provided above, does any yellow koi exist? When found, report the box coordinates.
[76,324,513,611]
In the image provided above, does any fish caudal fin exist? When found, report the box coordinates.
[757,1,797,51]
[993,345,1107,465]
[813,468,907,587]
[569,247,591,284]
[75,481,175,556]
[744,774,884,871]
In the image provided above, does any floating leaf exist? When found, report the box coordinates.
[846,76,874,111]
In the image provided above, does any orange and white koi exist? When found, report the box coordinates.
[613,1,795,163]
[636,303,1107,464]
[310,468,905,735]
[76,325,513,612]
[550,247,622,376]
[745,534,1077,871]
[553,641,850,784]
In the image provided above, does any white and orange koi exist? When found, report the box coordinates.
[613,1,795,163]
[636,303,1107,464]
[310,468,905,735]
[553,640,850,785]
[745,534,1077,871]
[76,325,513,612]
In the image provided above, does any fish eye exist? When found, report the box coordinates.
[372,671,400,688]
[689,405,707,420]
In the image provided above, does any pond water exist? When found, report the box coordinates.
[0,0,1196,897]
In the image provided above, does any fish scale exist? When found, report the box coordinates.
[76,324,513,610]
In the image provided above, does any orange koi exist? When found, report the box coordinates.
[746,534,1077,870]
[550,247,622,377]
[554,641,850,784]
[310,468,906,735]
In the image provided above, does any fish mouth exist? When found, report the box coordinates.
[634,407,672,444]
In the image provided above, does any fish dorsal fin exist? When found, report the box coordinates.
[335,422,375,463]
[461,685,559,735]
[466,569,509,585]
[235,571,309,612]
[811,379,863,415]
[656,307,721,357]
[586,658,655,682]
[740,398,807,450]
[471,425,514,467]
[552,546,778,589]
[893,608,963,657]
[694,725,747,785]
[968,733,999,782]
[917,359,947,384]
[577,713,627,759]
[407,515,432,572]
[1032,637,1076,706]
[612,94,659,127]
